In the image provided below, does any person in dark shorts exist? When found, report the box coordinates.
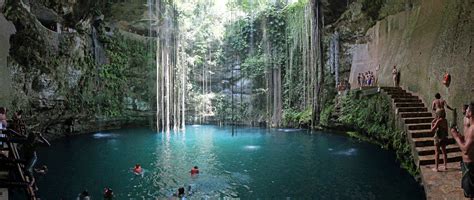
[431,109,449,171]
[452,102,474,199]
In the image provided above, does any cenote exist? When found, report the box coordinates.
[36,126,424,199]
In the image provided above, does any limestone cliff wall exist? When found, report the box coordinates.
[349,0,473,129]
[0,1,155,139]
[0,11,15,109]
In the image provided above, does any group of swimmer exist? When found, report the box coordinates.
[76,165,199,199]
[77,187,113,200]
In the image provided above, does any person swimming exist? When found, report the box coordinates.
[103,187,114,199]
[177,187,185,197]
[133,164,143,175]
[34,165,48,175]
[78,190,90,200]
[190,166,199,175]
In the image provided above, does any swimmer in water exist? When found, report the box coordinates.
[34,165,48,175]
[78,190,90,200]
[190,166,199,175]
[133,164,143,175]
[103,187,114,199]
[177,187,185,197]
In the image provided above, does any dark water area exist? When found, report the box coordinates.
[36,125,424,199]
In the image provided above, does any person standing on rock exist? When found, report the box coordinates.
[452,102,474,199]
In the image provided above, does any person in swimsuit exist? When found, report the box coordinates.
[392,66,398,87]
[431,109,449,171]
[190,166,199,175]
[357,73,361,87]
[431,93,453,117]
[452,102,474,199]
[464,105,471,131]
[133,164,143,175]
[103,187,114,199]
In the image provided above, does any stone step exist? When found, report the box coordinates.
[404,117,434,124]
[398,107,428,113]
[390,94,415,98]
[407,123,432,130]
[393,99,422,103]
[385,90,408,94]
[410,129,434,138]
[383,90,407,94]
[380,87,402,90]
[395,103,425,108]
[393,96,420,100]
[413,137,456,147]
[400,112,433,118]
[418,152,463,166]
[416,144,461,156]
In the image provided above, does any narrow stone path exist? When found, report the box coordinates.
[380,87,465,199]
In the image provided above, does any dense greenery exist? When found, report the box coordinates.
[339,92,418,176]
[98,32,155,117]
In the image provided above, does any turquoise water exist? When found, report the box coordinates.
[36,125,424,199]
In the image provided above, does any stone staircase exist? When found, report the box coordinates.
[380,87,462,167]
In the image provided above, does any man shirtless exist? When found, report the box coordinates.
[464,105,471,130]
[452,102,474,199]
[432,93,453,115]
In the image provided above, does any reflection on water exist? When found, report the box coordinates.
[37,126,424,199]
[243,145,260,150]
[276,128,305,132]
[92,132,120,139]
[333,148,358,156]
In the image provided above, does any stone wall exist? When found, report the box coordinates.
[0,1,155,139]
[349,0,473,129]
[0,12,15,109]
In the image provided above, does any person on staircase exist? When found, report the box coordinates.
[452,102,474,199]
[431,109,448,172]
[392,66,399,87]
[431,93,453,117]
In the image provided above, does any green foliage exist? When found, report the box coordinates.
[320,103,335,127]
[378,0,412,19]
[108,0,147,23]
[98,32,155,117]
[283,107,312,127]
[361,0,384,21]
[339,92,418,176]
